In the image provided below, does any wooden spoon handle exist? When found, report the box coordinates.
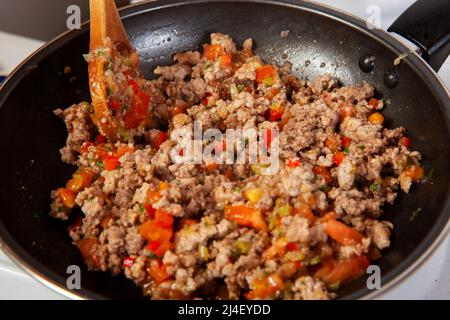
[89,0,132,52]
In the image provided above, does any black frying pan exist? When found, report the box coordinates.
[0,0,449,300]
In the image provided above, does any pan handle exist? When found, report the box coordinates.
[388,0,450,71]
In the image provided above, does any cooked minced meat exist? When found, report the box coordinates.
[50,33,424,300]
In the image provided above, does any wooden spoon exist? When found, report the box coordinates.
[89,0,132,52]
[88,0,137,141]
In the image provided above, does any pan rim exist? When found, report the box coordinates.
[0,0,448,301]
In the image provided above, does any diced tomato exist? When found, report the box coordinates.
[256,65,277,84]
[324,219,363,246]
[58,188,76,208]
[368,98,379,109]
[269,108,284,121]
[147,190,161,204]
[341,137,352,148]
[203,44,225,61]
[109,98,121,112]
[154,131,168,149]
[333,152,345,166]
[103,154,120,171]
[123,257,135,268]
[220,53,232,66]
[147,240,161,252]
[401,137,411,148]
[404,165,424,181]
[315,256,370,285]
[148,261,170,283]
[116,145,135,158]
[202,93,212,106]
[75,238,100,269]
[224,205,267,231]
[368,112,384,125]
[287,157,301,168]
[123,79,150,129]
[153,241,171,257]
[286,242,298,252]
[95,134,107,144]
[245,273,285,300]
[127,79,141,94]
[66,174,84,193]
[144,203,155,218]
[154,209,174,228]
[140,220,173,243]
[313,166,332,183]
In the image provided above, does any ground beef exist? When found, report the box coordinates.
[49,33,424,300]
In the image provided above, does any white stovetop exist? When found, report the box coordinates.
[0,0,448,300]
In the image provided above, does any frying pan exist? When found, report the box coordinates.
[0,0,449,300]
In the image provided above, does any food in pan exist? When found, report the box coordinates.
[50,33,424,299]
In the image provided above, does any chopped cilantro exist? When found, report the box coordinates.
[106,87,112,96]
[244,137,249,145]
[232,186,242,193]
[96,161,104,168]
[204,62,212,70]
[409,208,422,222]
[318,185,330,193]
[146,252,158,259]
[370,183,379,192]
[343,147,350,154]
[359,145,366,150]
[139,204,145,213]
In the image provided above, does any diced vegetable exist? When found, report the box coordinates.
[245,273,285,300]
[244,188,263,203]
[256,65,277,85]
[313,166,332,183]
[103,154,120,171]
[341,137,351,148]
[75,237,100,268]
[148,260,170,283]
[262,238,287,260]
[154,209,174,228]
[57,188,76,208]
[368,112,384,125]
[278,205,292,217]
[368,98,379,109]
[401,137,411,148]
[333,152,345,166]
[315,255,369,285]
[324,219,363,246]
[403,165,424,181]
[224,205,267,231]
[203,44,225,61]
[234,240,251,256]
[154,131,168,149]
